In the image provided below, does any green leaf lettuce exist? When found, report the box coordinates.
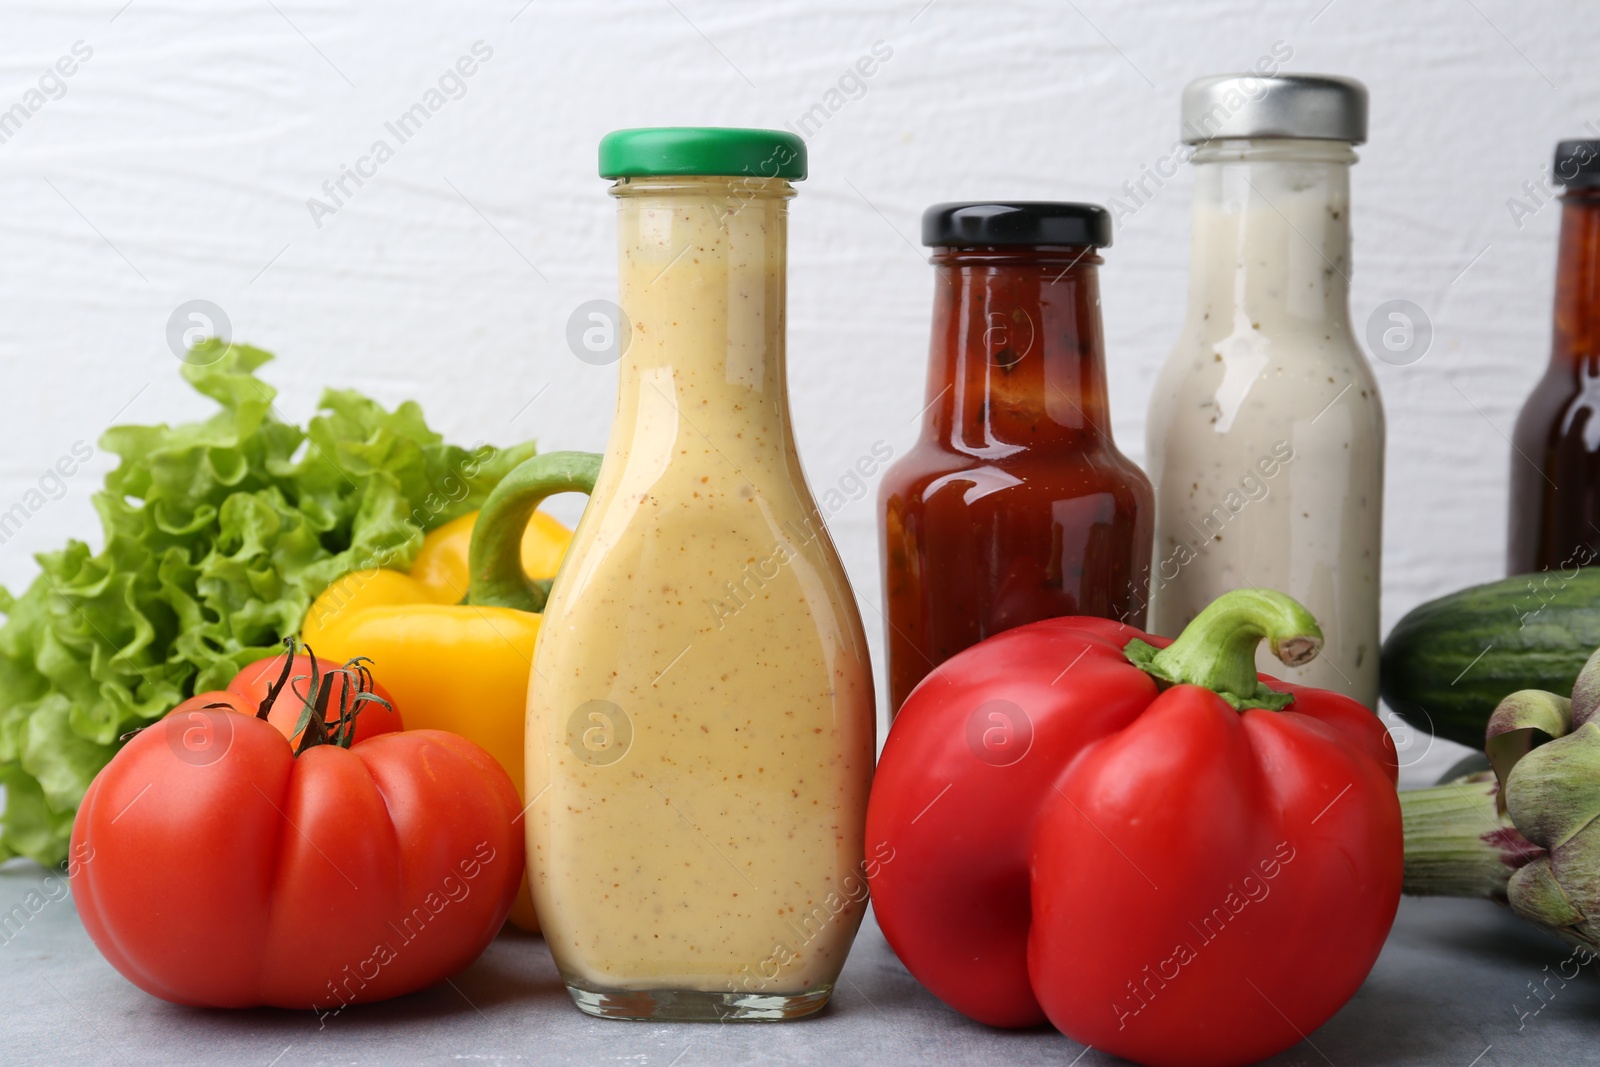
[0,341,537,866]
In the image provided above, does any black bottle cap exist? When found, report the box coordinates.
[921,202,1113,249]
[1554,141,1600,189]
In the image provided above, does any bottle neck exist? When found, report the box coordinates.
[612,175,793,438]
[1182,139,1357,338]
[1551,189,1600,367]
[921,246,1112,455]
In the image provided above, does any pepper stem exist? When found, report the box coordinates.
[1123,588,1322,711]
[468,450,602,613]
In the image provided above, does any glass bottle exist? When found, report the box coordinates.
[880,203,1154,716]
[1146,75,1384,708]
[526,128,875,1022]
[1508,140,1600,575]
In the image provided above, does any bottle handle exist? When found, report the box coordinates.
[468,450,602,613]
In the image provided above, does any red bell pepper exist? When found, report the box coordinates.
[865,589,1401,1067]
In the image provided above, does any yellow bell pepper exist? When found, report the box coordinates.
[406,508,575,601]
[299,452,599,933]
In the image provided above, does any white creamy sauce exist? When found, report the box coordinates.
[1147,141,1384,707]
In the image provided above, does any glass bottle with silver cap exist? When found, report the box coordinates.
[1144,74,1384,708]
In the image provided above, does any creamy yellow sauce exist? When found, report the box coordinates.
[527,176,875,996]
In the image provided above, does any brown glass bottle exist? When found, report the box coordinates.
[1509,141,1600,575]
[879,202,1154,716]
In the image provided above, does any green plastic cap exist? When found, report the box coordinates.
[598,127,806,181]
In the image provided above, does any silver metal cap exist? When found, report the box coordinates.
[1180,74,1367,145]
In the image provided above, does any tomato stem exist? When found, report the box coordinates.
[258,637,391,754]
[255,636,299,722]
[1123,588,1322,711]
[293,659,338,755]
[287,652,325,742]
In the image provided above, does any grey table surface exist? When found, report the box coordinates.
[3,862,1597,1067]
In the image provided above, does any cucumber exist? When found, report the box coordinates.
[1380,567,1600,748]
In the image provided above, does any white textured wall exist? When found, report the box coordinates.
[1,0,1594,778]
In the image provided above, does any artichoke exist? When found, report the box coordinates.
[1401,644,1600,956]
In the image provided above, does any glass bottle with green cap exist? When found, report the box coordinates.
[526,127,876,1021]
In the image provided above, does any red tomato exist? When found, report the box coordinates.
[164,690,255,763]
[229,650,402,746]
[70,711,522,1009]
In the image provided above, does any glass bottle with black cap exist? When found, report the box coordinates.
[1508,140,1600,575]
[879,202,1154,717]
